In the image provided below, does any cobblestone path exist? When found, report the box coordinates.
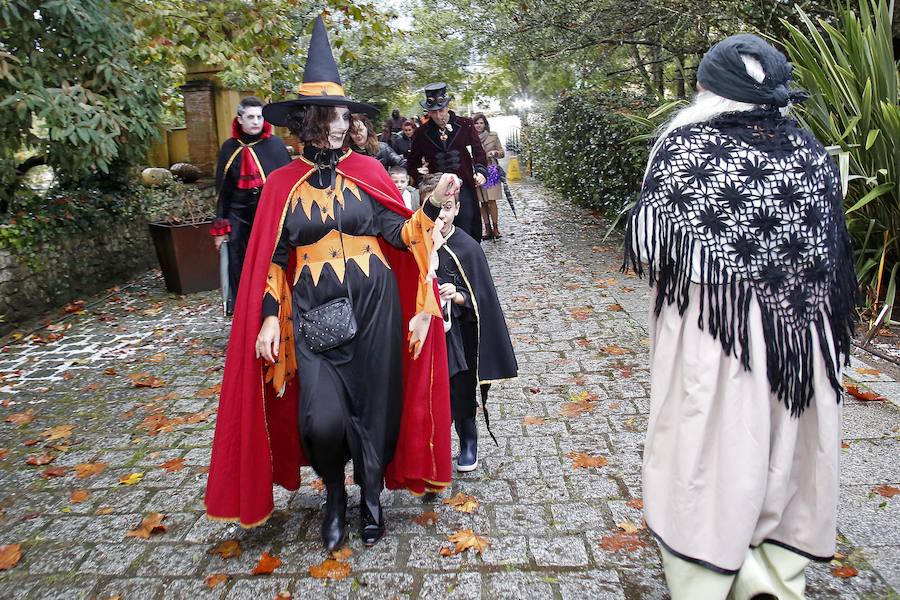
[0,180,897,599]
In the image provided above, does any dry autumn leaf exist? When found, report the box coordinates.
[126,512,167,539]
[152,391,178,402]
[599,532,646,552]
[5,411,35,426]
[856,367,881,376]
[616,521,641,534]
[23,439,39,447]
[0,449,7,459]
[146,353,167,364]
[607,303,624,312]
[205,574,229,589]
[197,384,222,398]
[104,367,118,376]
[70,489,90,503]
[74,462,107,478]
[570,307,593,321]
[43,424,73,441]
[159,458,185,473]
[412,511,439,526]
[626,498,644,510]
[208,539,242,559]
[42,467,67,478]
[0,544,21,570]
[96,506,114,515]
[330,547,352,561]
[447,529,491,555]
[844,384,886,402]
[566,451,608,469]
[129,373,166,388]
[275,592,292,599]
[522,416,545,426]
[873,485,900,499]
[310,478,325,492]
[26,453,54,466]
[308,558,351,580]
[443,492,480,514]
[600,344,629,355]
[833,565,858,578]
[119,472,144,486]
[251,552,282,575]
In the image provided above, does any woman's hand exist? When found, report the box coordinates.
[255,316,280,363]
[438,282,457,303]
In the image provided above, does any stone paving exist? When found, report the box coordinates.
[0,179,898,599]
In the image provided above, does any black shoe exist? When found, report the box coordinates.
[455,416,478,472]
[421,491,438,503]
[359,488,385,547]
[321,482,347,552]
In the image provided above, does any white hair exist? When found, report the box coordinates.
[646,55,768,168]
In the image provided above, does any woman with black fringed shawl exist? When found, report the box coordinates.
[624,34,857,599]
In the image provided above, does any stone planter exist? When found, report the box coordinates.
[149,221,219,294]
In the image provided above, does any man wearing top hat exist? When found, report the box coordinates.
[407,84,489,242]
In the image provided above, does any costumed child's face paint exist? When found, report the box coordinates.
[350,120,368,148]
[437,195,459,237]
[390,172,409,191]
[237,106,264,136]
[327,106,351,149]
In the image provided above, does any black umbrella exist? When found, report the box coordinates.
[498,165,518,218]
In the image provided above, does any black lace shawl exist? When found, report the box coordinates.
[624,110,857,416]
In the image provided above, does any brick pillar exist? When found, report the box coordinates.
[180,80,219,175]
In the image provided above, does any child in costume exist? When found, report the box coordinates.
[422,173,518,471]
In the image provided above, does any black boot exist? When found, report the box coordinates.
[321,482,347,552]
[359,485,385,546]
[455,416,478,472]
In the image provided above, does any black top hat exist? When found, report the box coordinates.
[262,16,378,127]
[420,82,454,111]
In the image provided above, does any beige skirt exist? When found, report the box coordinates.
[642,284,841,573]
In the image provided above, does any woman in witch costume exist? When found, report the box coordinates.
[624,35,857,599]
[204,17,453,552]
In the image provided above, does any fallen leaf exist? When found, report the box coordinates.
[841,440,850,449]
[26,453,54,466]
[205,574,229,589]
[833,565,858,578]
[275,592,292,599]
[560,391,599,418]
[70,490,90,503]
[126,512,167,538]
[599,532,646,552]
[613,364,633,378]
[129,373,166,388]
[119,472,145,485]
[308,558,351,580]
[62,371,74,381]
[0,449,7,459]
[600,344,630,355]
[834,552,846,560]
[620,286,635,292]
[608,402,621,410]
[873,485,900,499]
[439,546,454,557]
[566,451,608,469]
[626,498,644,510]
[74,462,107,478]
[0,544,21,570]
[844,384,886,402]
[607,303,624,312]
[251,552,282,575]
[310,479,325,492]
[616,521,641,534]
[152,391,178,402]
[855,368,881,376]
[443,492,480,513]
[5,411,35,426]
[82,383,102,392]
[570,307,593,321]
[447,529,491,555]
[23,439,39,447]
[528,387,541,394]
[522,416,545,426]
[63,300,85,314]
[146,353,167,364]
[412,511,439,526]
[43,424,73,441]
[576,338,591,348]
[96,506,114,515]
[197,384,222,398]
[208,539,242,559]
[330,547,352,561]
[159,458,185,473]
[42,466,67,478]
[104,367,118,376]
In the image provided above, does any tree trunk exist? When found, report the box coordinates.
[674,53,686,99]
[651,44,665,99]
[629,45,656,98]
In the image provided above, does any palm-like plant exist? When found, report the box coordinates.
[781,0,899,326]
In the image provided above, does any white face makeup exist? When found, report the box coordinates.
[327,106,351,149]
[237,106,264,135]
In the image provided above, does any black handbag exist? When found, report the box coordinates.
[299,185,358,353]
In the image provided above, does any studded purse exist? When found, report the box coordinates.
[299,187,358,353]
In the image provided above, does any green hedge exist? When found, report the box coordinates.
[530,91,652,217]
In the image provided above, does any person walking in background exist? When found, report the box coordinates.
[472,113,505,239]
[391,119,417,163]
[381,108,405,143]
[350,113,407,171]
[211,96,291,315]
[407,83,488,242]
[624,34,857,600]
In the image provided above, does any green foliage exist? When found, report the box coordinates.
[530,92,653,216]
[0,0,164,190]
[781,0,899,316]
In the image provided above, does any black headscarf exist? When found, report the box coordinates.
[697,34,808,107]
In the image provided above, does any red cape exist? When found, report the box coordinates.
[205,150,451,527]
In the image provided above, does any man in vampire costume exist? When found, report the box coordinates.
[211,96,291,314]
[422,173,518,472]
[407,83,489,242]
[205,17,452,552]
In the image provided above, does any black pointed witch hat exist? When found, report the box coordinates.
[262,16,378,126]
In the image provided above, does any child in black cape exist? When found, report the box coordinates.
[421,173,518,472]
